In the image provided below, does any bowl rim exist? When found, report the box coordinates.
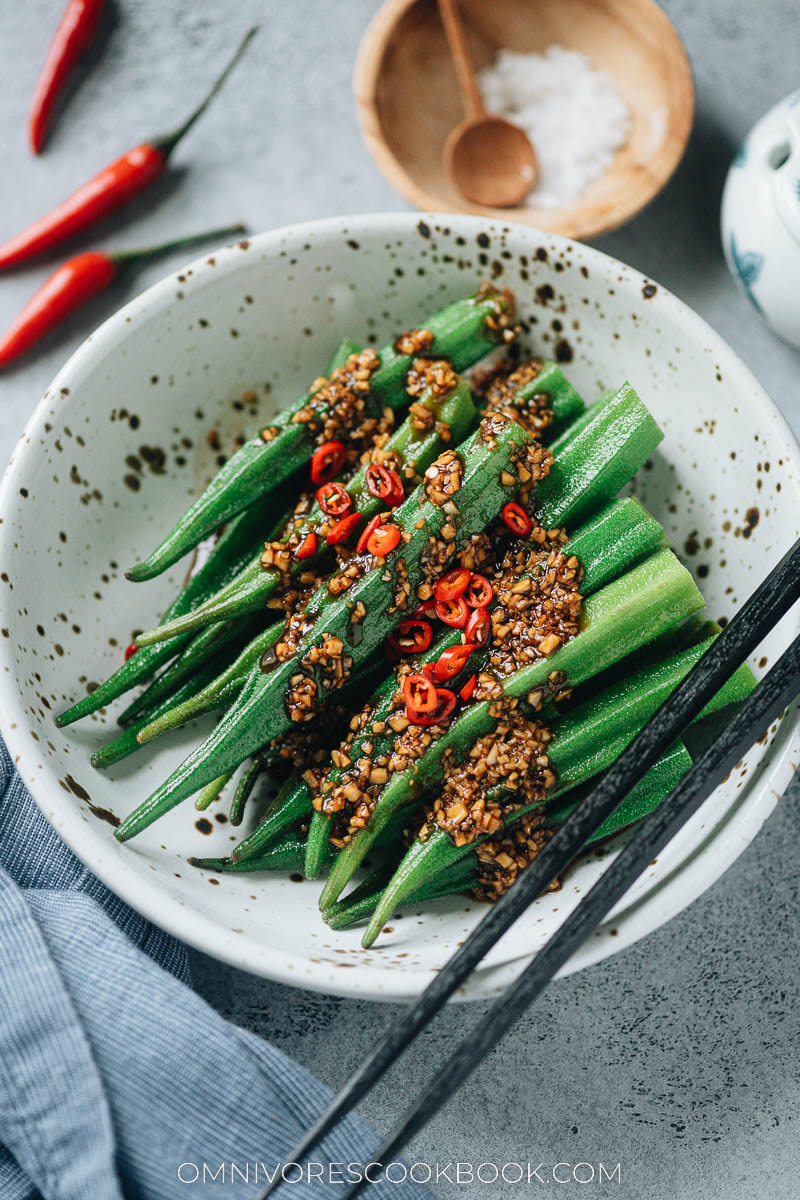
[353,0,696,239]
[1,211,798,1002]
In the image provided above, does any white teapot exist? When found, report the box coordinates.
[721,90,800,350]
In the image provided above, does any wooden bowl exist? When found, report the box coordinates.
[355,0,694,239]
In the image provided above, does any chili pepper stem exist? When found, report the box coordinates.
[111,223,247,270]
[152,27,259,157]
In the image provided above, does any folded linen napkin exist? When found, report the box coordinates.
[0,740,429,1200]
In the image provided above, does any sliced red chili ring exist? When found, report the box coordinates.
[465,573,493,607]
[326,512,362,545]
[386,619,433,655]
[367,523,401,556]
[502,501,532,536]
[459,673,477,702]
[316,481,352,517]
[403,673,438,715]
[365,462,395,500]
[357,513,383,554]
[420,662,439,683]
[409,687,457,726]
[124,643,138,661]
[386,472,406,507]
[432,643,474,682]
[311,439,346,485]
[295,530,317,559]
[435,567,471,602]
[435,594,469,628]
[465,605,491,646]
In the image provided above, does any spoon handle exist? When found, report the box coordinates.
[437,0,486,121]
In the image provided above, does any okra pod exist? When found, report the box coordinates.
[116,414,534,841]
[543,740,693,841]
[135,621,285,745]
[135,378,476,646]
[318,548,704,909]
[126,290,513,582]
[195,771,232,812]
[325,743,694,930]
[190,833,336,875]
[90,653,229,769]
[361,637,755,944]
[229,752,270,826]
[499,361,585,437]
[301,496,665,879]
[117,616,259,727]
[536,382,662,530]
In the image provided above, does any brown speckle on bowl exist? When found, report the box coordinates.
[742,507,760,538]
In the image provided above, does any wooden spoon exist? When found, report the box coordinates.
[437,0,538,207]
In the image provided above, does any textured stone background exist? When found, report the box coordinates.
[1,1,799,1195]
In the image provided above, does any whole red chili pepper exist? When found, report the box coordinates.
[0,224,245,368]
[28,0,106,155]
[0,27,257,271]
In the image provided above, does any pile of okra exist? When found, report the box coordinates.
[58,284,755,947]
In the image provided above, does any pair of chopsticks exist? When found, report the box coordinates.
[258,536,800,1200]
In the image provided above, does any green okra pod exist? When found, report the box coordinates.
[324,743,694,930]
[195,771,233,811]
[136,621,285,745]
[90,654,229,770]
[126,290,514,582]
[302,495,665,879]
[190,834,336,875]
[543,740,693,841]
[135,378,476,646]
[318,548,704,909]
[361,637,756,945]
[116,412,535,841]
[229,752,270,826]
[536,382,662,530]
[117,616,260,727]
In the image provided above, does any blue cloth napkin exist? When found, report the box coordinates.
[0,741,430,1200]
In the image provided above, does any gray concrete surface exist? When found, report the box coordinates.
[1,1,799,1196]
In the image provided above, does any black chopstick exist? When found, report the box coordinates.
[257,535,800,1200]
[339,628,800,1199]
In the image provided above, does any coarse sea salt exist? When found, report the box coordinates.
[478,45,631,209]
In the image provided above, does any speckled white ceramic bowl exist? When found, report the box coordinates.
[1,214,798,1002]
